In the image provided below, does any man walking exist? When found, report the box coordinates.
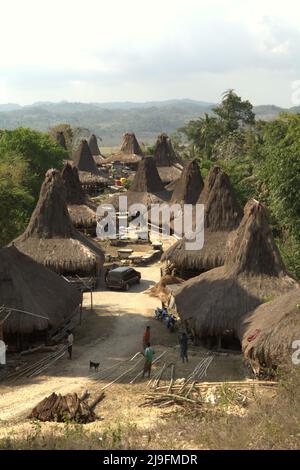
[179,331,188,363]
[142,342,155,378]
[66,330,74,360]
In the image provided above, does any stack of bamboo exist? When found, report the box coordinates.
[29,390,105,423]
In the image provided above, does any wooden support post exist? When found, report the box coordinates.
[79,302,83,325]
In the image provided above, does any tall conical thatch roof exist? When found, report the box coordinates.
[153,133,180,167]
[0,246,82,344]
[103,132,144,165]
[73,139,99,175]
[13,169,104,275]
[173,200,297,340]
[131,156,164,193]
[61,164,96,231]
[87,134,102,156]
[55,131,67,150]
[153,133,183,185]
[103,157,171,213]
[171,159,204,205]
[61,163,86,205]
[239,288,300,370]
[162,167,243,274]
[121,132,144,156]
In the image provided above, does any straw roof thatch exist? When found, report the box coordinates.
[162,166,243,273]
[61,163,96,231]
[0,246,82,338]
[171,159,204,205]
[104,132,144,165]
[87,134,102,156]
[106,156,171,212]
[55,131,67,150]
[73,139,99,174]
[239,288,300,369]
[153,133,183,184]
[153,133,180,167]
[12,169,104,275]
[173,200,298,340]
[148,275,184,304]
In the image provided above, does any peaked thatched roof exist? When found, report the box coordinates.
[73,139,99,175]
[87,134,102,156]
[61,164,96,230]
[131,156,164,193]
[121,132,144,156]
[12,169,104,275]
[103,132,144,165]
[55,131,67,150]
[239,288,300,369]
[61,163,86,205]
[173,200,298,339]
[148,275,184,304]
[171,159,204,205]
[153,133,180,167]
[0,246,82,337]
[162,167,243,272]
[103,157,171,212]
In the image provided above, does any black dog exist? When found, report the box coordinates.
[89,361,100,372]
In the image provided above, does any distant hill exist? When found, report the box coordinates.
[0,99,295,146]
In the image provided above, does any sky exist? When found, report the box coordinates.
[1,0,300,107]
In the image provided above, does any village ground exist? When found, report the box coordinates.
[0,262,298,450]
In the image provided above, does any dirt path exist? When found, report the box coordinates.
[0,265,162,423]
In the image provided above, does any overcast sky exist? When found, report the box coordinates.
[1,0,300,106]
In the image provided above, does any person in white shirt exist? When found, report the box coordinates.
[0,340,7,366]
[66,330,74,360]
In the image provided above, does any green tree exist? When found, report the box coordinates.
[0,128,67,198]
[213,89,255,133]
[0,152,33,246]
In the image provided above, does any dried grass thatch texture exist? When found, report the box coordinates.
[148,275,184,304]
[0,246,82,337]
[73,139,99,175]
[239,288,300,369]
[174,200,298,339]
[55,131,67,150]
[162,167,242,273]
[121,132,144,156]
[171,159,204,205]
[131,156,164,193]
[87,134,102,156]
[104,157,171,211]
[61,164,96,230]
[153,133,180,167]
[153,134,183,184]
[61,163,86,205]
[13,169,104,275]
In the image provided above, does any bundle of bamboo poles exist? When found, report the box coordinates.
[141,380,277,409]
[5,345,67,382]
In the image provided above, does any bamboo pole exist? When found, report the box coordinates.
[130,351,167,384]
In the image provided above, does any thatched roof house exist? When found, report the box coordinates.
[162,166,243,277]
[55,131,67,150]
[73,139,108,194]
[171,159,204,205]
[0,246,82,350]
[239,288,300,371]
[12,169,104,277]
[148,274,184,305]
[88,134,102,156]
[104,133,144,167]
[106,156,171,213]
[61,163,96,235]
[173,200,298,346]
[153,133,182,185]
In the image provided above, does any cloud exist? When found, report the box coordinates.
[1,0,300,105]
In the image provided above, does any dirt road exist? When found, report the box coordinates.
[0,265,163,423]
